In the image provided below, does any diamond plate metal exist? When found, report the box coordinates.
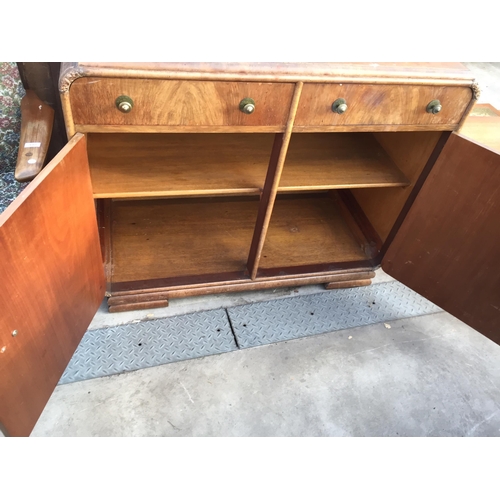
[227,281,442,348]
[60,309,237,384]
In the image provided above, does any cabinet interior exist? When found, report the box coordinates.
[89,130,443,291]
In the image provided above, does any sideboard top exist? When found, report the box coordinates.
[60,62,475,91]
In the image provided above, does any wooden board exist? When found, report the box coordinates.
[0,134,105,437]
[15,90,54,182]
[294,84,472,128]
[87,133,274,198]
[70,78,294,128]
[383,133,500,344]
[111,197,260,283]
[259,194,369,271]
[279,133,410,191]
[352,131,443,242]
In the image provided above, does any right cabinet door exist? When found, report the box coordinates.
[382,107,500,344]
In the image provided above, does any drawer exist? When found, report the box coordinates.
[294,83,472,129]
[69,78,295,129]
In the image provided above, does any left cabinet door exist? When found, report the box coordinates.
[0,134,105,437]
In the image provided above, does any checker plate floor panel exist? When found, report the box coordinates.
[228,281,442,348]
[60,309,237,384]
[60,281,441,384]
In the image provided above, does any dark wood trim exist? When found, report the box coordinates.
[110,266,376,297]
[256,259,375,279]
[96,199,113,295]
[379,131,452,261]
[109,300,169,313]
[107,270,376,310]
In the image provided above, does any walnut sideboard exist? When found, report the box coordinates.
[1,62,500,436]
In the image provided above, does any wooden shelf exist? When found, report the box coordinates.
[259,193,369,271]
[111,197,259,283]
[279,133,410,191]
[87,133,274,199]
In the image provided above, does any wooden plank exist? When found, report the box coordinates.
[109,267,375,296]
[110,300,169,313]
[383,133,500,343]
[111,197,260,283]
[279,133,410,191]
[295,84,472,127]
[324,279,372,289]
[17,63,67,162]
[0,134,105,437]
[259,194,369,271]
[107,270,376,311]
[352,131,443,242]
[70,79,294,127]
[247,82,304,279]
[87,133,274,198]
[15,90,54,181]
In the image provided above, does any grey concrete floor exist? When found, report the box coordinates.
[32,312,500,437]
[30,62,500,437]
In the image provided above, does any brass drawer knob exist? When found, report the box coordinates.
[332,98,348,114]
[115,95,134,113]
[239,97,256,114]
[426,100,442,114]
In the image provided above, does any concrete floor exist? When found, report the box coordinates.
[32,311,500,437]
[28,62,500,437]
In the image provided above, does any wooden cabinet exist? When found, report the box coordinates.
[2,62,500,437]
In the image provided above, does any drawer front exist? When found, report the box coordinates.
[294,83,472,128]
[69,78,295,128]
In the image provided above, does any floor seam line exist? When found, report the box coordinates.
[225,308,240,349]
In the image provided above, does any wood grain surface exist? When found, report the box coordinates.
[87,133,274,198]
[70,78,294,128]
[259,194,369,270]
[111,197,260,283]
[279,133,410,191]
[352,131,443,242]
[0,134,105,437]
[295,84,472,128]
[107,270,376,310]
[383,133,500,343]
[15,90,54,182]
[65,62,474,85]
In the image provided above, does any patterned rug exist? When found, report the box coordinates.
[0,62,27,214]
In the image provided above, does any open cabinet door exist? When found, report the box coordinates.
[383,107,500,344]
[0,134,105,437]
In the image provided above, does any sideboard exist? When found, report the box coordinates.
[1,62,499,436]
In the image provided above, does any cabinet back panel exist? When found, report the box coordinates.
[259,193,369,271]
[87,133,274,198]
[111,197,260,283]
[351,132,442,242]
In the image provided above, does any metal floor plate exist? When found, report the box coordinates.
[60,309,237,385]
[227,281,442,348]
[60,281,441,384]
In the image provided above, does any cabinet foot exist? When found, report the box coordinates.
[325,279,372,290]
[108,299,169,313]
